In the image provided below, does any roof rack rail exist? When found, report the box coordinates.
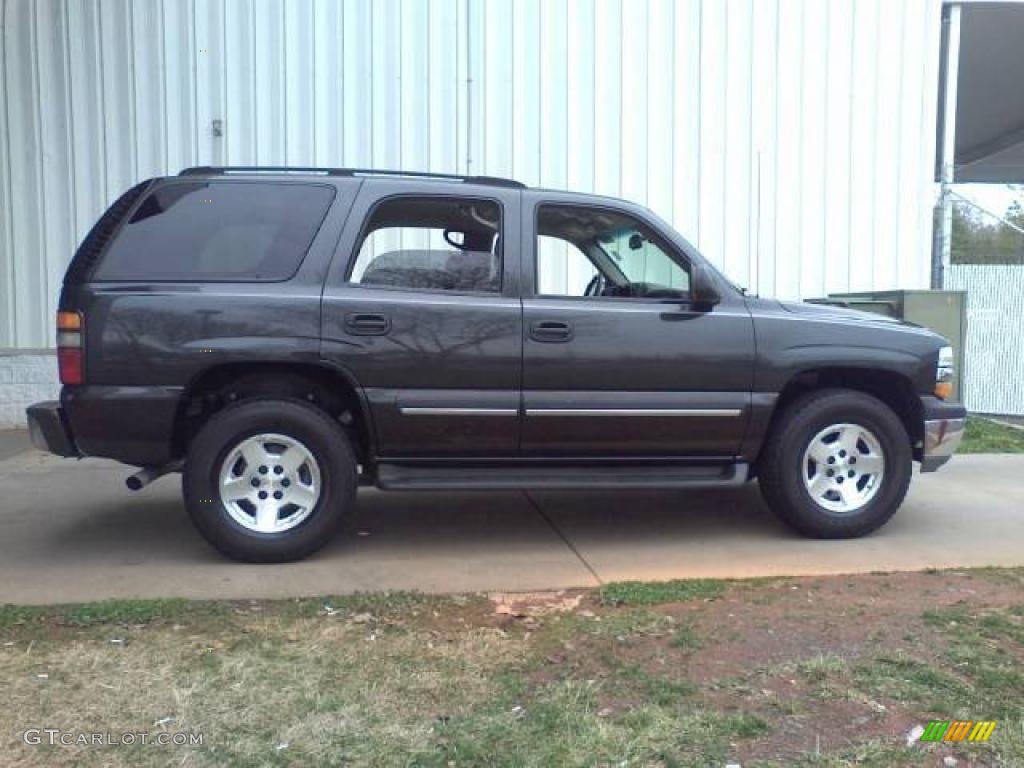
[179,166,525,189]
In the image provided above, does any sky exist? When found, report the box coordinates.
[953,183,1024,222]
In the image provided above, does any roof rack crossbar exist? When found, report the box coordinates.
[179,166,525,189]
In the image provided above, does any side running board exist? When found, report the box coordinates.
[376,462,749,491]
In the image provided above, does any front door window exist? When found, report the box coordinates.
[536,204,690,299]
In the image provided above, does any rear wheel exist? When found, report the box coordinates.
[183,398,356,562]
[758,389,912,538]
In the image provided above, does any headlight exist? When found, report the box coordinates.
[935,345,954,399]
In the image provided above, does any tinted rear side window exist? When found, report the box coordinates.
[94,181,334,281]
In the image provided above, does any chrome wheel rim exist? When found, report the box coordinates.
[218,433,321,533]
[802,423,885,514]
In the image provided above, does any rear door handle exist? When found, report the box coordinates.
[529,320,573,343]
[345,313,391,336]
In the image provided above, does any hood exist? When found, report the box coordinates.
[777,300,917,328]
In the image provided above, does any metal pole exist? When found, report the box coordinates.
[465,0,473,174]
[937,3,962,288]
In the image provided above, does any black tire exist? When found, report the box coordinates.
[183,398,357,562]
[758,388,912,539]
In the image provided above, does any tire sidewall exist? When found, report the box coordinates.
[769,391,911,537]
[184,399,356,562]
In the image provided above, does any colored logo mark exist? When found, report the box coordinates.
[920,720,997,742]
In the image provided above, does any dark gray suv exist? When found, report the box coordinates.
[27,167,966,562]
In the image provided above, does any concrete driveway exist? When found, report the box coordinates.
[1,432,1022,604]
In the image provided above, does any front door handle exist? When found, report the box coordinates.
[345,312,391,336]
[529,320,573,343]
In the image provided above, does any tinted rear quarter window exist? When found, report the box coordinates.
[94,181,335,281]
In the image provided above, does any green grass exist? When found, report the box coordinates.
[852,651,971,713]
[798,653,848,684]
[598,654,699,705]
[0,591,463,632]
[921,605,1024,718]
[597,578,727,606]
[408,691,766,768]
[960,416,1024,453]
[0,598,205,629]
[669,622,704,651]
[0,603,46,628]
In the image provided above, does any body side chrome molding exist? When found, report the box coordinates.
[399,407,519,416]
[525,408,743,417]
[401,407,743,418]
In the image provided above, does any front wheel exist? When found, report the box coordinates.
[183,398,357,562]
[757,389,912,538]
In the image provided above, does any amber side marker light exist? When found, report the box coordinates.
[57,311,83,385]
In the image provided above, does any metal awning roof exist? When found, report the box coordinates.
[940,2,1024,183]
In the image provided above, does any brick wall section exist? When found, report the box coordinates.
[0,352,60,427]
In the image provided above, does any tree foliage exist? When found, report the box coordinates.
[951,193,1024,265]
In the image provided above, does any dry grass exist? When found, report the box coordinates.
[3,596,531,766]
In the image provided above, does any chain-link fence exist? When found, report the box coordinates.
[945,195,1024,416]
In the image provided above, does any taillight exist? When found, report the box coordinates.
[57,311,83,384]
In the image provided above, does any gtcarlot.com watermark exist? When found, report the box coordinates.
[23,728,203,747]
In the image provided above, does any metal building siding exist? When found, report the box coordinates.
[1,0,943,349]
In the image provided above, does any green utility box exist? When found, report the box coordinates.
[806,290,967,402]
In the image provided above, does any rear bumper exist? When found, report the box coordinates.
[919,396,967,472]
[30,386,183,465]
[61,385,183,466]
[25,401,79,457]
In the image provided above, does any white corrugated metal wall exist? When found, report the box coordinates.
[1,0,944,350]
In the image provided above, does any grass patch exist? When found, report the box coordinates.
[594,650,699,705]
[0,603,47,628]
[852,651,970,713]
[968,566,1024,588]
[597,578,726,606]
[960,416,1024,453]
[669,622,704,651]
[0,598,209,630]
[724,712,770,739]
[922,605,1024,719]
[414,687,763,768]
[789,739,932,767]
[798,653,848,683]
[544,607,672,646]
[58,598,197,626]
[0,592,468,633]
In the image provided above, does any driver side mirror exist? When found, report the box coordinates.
[690,264,721,308]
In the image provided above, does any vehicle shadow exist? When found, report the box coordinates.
[2,474,897,602]
[40,482,783,565]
